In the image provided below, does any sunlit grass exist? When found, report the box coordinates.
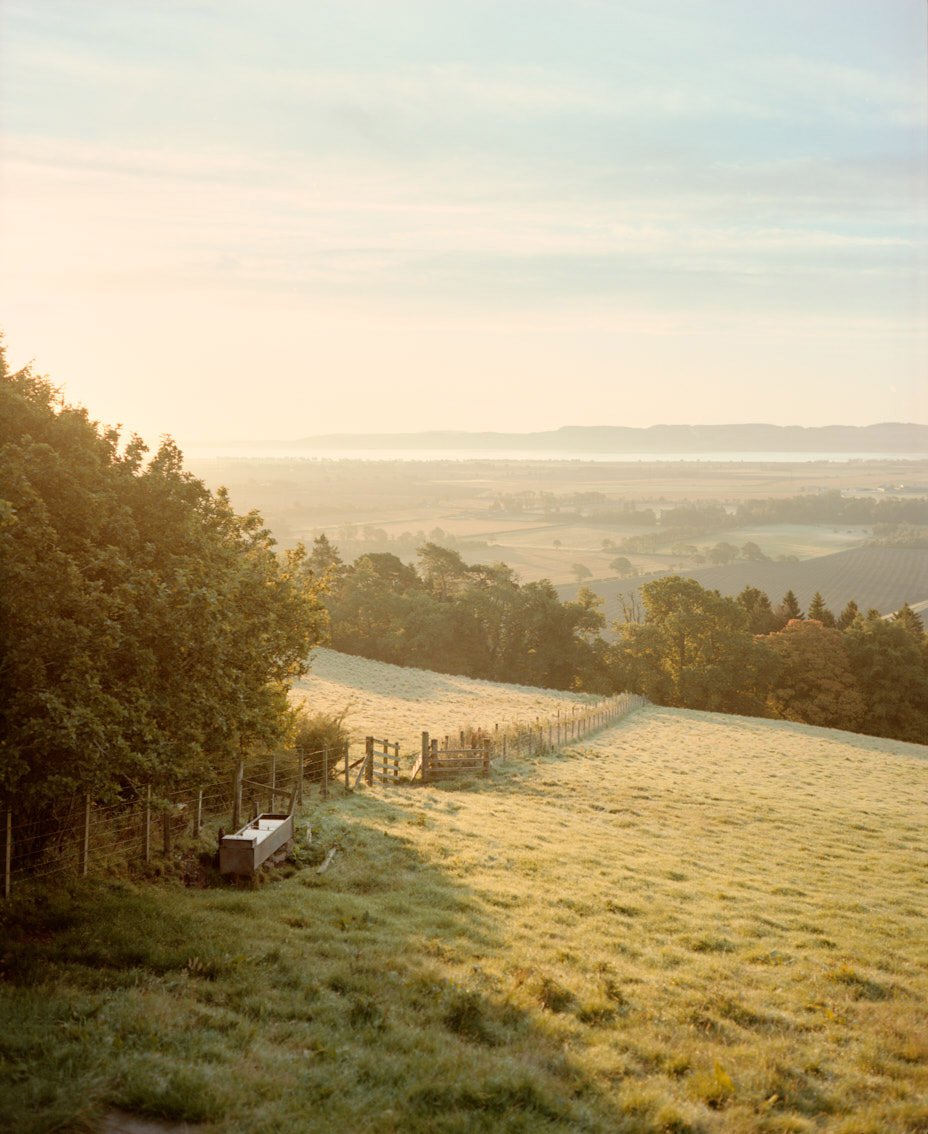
[2,706,926,1132]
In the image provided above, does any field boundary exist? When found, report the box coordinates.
[2,692,646,897]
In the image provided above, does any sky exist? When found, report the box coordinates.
[1,0,926,443]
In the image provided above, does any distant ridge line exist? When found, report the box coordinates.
[281,423,928,454]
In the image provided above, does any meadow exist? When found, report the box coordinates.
[3,692,926,1132]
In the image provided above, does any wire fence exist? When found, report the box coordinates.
[2,692,647,897]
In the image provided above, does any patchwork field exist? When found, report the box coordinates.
[3,675,926,1133]
[186,456,928,586]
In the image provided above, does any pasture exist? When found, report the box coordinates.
[2,698,926,1132]
[291,647,601,752]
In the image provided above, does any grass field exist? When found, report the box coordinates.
[291,647,601,751]
[3,697,926,1133]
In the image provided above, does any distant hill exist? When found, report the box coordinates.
[284,423,928,454]
[556,546,928,632]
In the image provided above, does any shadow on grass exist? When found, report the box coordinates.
[0,792,650,1134]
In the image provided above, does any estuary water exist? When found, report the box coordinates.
[183,445,928,463]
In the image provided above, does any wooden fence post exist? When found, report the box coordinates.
[79,794,90,877]
[321,747,328,800]
[421,732,429,785]
[3,805,12,900]
[297,750,304,807]
[344,742,350,791]
[365,737,374,785]
[144,785,152,863]
[194,790,203,838]
[232,762,243,831]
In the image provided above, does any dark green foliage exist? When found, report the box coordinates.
[610,577,778,714]
[763,622,864,730]
[892,602,925,640]
[807,592,836,627]
[843,616,928,744]
[323,542,610,691]
[660,501,732,530]
[609,556,634,577]
[736,586,780,634]
[707,541,739,565]
[867,523,928,548]
[736,491,927,526]
[0,349,326,805]
[777,590,804,622]
[740,541,768,562]
[836,600,860,631]
[292,708,351,759]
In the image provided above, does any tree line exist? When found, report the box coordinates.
[611,577,927,744]
[492,490,926,530]
[309,532,927,744]
[309,536,611,692]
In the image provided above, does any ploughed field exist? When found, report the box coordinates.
[2,696,926,1132]
[559,546,928,630]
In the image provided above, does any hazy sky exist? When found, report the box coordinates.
[1,1,925,443]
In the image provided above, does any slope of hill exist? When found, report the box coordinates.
[557,546,928,629]
[4,696,925,1133]
[291,647,601,750]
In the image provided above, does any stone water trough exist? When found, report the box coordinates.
[219,812,294,876]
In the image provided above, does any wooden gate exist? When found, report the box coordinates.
[364,737,401,785]
[417,732,490,783]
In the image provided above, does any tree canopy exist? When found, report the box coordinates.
[764,620,863,730]
[0,348,326,805]
[321,542,609,691]
[610,576,777,714]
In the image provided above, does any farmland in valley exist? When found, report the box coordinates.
[186,456,928,587]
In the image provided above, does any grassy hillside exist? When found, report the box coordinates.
[2,700,926,1132]
[290,647,603,751]
[558,546,928,630]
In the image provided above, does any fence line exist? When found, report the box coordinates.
[3,693,647,897]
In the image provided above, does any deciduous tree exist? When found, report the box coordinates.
[610,577,777,714]
[763,621,863,730]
